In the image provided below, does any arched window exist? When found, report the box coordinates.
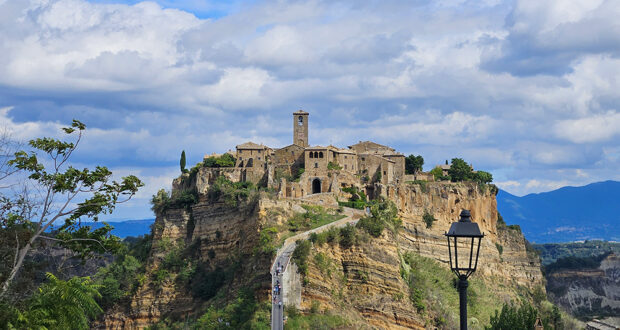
[298,116,303,126]
[309,152,314,158]
[314,151,319,158]
[319,152,323,158]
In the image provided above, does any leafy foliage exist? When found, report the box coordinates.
[422,209,436,229]
[150,188,198,214]
[192,288,270,329]
[2,273,103,329]
[533,240,620,265]
[448,158,473,182]
[486,301,538,330]
[0,119,143,297]
[405,154,424,174]
[207,176,256,207]
[202,153,236,168]
[292,239,312,276]
[544,252,611,274]
[356,198,401,237]
[327,161,342,170]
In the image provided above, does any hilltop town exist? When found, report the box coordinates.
[183,110,434,201]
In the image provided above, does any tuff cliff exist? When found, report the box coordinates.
[297,182,544,329]
[547,253,620,320]
[99,177,544,329]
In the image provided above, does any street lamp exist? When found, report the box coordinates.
[445,210,484,330]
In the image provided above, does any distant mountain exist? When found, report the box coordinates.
[497,180,620,243]
[61,219,155,239]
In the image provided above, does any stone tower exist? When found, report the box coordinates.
[293,110,309,147]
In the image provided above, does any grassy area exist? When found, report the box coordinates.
[533,240,620,265]
[284,306,352,330]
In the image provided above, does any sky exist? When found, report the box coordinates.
[0,0,619,221]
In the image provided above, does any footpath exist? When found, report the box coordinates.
[270,205,365,330]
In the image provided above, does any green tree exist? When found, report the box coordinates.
[422,210,436,229]
[430,166,444,181]
[4,273,103,329]
[448,158,473,182]
[180,150,187,173]
[0,120,143,298]
[473,170,493,184]
[405,155,424,174]
[487,301,538,330]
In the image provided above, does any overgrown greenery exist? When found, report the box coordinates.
[327,161,342,171]
[338,186,367,209]
[430,166,450,181]
[292,239,312,277]
[203,153,236,168]
[286,205,344,233]
[406,179,428,193]
[207,176,257,207]
[0,273,103,329]
[356,198,401,237]
[405,154,424,174]
[486,301,537,330]
[151,188,198,214]
[422,209,436,229]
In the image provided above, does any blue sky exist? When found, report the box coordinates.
[1,0,619,221]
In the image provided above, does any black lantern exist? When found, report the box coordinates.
[445,210,484,330]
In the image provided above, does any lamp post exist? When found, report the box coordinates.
[445,210,484,330]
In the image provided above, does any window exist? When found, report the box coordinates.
[309,152,314,158]
[383,171,386,175]
[292,151,295,155]
[361,157,365,161]
[258,150,261,153]
[258,157,261,160]
[298,116,303,126]
[314,162,318,168]
[344,165,347,169]
[344,155,347,159]
[319,152,323,158]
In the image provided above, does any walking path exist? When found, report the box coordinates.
[270,205,365,330]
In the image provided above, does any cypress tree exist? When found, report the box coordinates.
[180,150,187,173]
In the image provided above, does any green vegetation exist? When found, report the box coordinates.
[405,154,424,174]
[339,186,367,209]
[203,153,236,168]
[1,273,103,329]
[185,288,270,329]
[207,176,257,207]
[180,150,187,173]
[286,205,345,232]
[284,310,351,329]
[544,252,612,274]
[292,239,312,276]
[486,301,537,330]
[422,209,436,229]
[495,243,503,256]
[533,240,620,265]
[257,226,278,256]
[327,161,342,170]
[430,166,450,181]
[356,198,401,237]
[151,188,198,214]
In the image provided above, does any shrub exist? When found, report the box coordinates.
[292,240,312,276]
[339,224,357,248]
[473,170,493,184]
[356,198,401,236]
[207,175,256,207]
[430,166,444,181]
[203,153,236,168]
[357,216,384,237]
[487,302,537,330]
[405,154,424,174]
[422,209,436,229]
[150,188,198,214]
[327,161,342,170]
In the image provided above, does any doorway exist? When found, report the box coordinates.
[312,178,321,194]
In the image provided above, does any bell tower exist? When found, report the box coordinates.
[293,110,309,147]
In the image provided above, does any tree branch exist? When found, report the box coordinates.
[38,236,109,251]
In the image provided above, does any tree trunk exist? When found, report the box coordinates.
[0,242,32,298]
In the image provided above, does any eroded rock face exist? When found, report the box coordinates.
[547,253,620,319]
[99,181,544,329]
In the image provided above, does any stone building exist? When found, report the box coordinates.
[226,110,412,198]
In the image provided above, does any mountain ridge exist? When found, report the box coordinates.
[497,180,620,243]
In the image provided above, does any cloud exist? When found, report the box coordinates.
[0,0,619,216]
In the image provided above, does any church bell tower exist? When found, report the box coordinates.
[293,110,309,147]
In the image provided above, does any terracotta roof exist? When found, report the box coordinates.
[293,109,309,115]
[236,142,267,150]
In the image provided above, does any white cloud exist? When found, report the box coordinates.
[554,111,620,143]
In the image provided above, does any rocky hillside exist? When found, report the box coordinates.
[546,253,620,320]
[97,174,549,329]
